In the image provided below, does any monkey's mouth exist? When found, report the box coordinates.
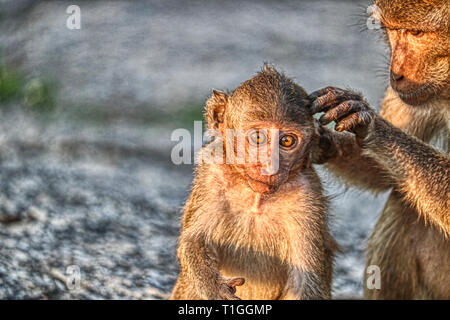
[244,173,285,194]
[394,83,436,106]
[244,172,288,193]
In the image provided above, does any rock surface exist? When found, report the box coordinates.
[0,0,389,299]
[0,112,387,299]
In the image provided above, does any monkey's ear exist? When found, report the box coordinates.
[205,89,228,129]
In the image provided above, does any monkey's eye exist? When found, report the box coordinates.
[249,131,267,145]
[408,30,424,37]
[280,135,296,148]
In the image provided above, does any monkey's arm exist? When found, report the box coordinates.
[173,231,245,300]
[310,86,449,235]
[363,117,450,236]
[172,189,245,300]
[175,234,221,296]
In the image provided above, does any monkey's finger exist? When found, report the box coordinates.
[223,292,241,300]
[309,86,341,100]
[314,122,336,149]
[219,285,242,300]
[314,119,327,135]
[319,100,363,125]
[309,86,362,101]
[310,90,362,114]
[335,113,359,132]
[335,111,373,133]
[226,277,245,288]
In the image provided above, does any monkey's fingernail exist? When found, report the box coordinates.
[335,125,344,132]
[229,278,245,287]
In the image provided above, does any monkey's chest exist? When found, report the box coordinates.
[218,245,289,300]
[214,213,298,300]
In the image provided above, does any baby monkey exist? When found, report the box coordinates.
[171,65,337,300]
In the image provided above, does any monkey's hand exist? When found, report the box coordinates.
[311,120,340,164]
[312,120,361,164]
[309,87,375,146]
[216,277,245,300]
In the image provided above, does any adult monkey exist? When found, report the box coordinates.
[310,0,449,299]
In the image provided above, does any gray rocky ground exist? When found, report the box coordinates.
[0,0,389,299]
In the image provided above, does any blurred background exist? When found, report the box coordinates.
[0,0,390,299]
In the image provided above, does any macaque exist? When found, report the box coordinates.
[310,0,449,299]
[170,65,338,300]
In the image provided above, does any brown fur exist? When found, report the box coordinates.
[363,92,450,300]
[367,0,450,299]
[311,0,449,299]
[170,65,338,300]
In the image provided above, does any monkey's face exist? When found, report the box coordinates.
[386,29,449,106]
[376,0,450,105]
[204,65,314,194]
[229,122,313,194]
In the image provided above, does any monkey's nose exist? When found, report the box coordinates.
[260,162,278,176]
[390,71,404,82]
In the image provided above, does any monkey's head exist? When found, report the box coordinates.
[374,0,450,106]
[205,65,315,194]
